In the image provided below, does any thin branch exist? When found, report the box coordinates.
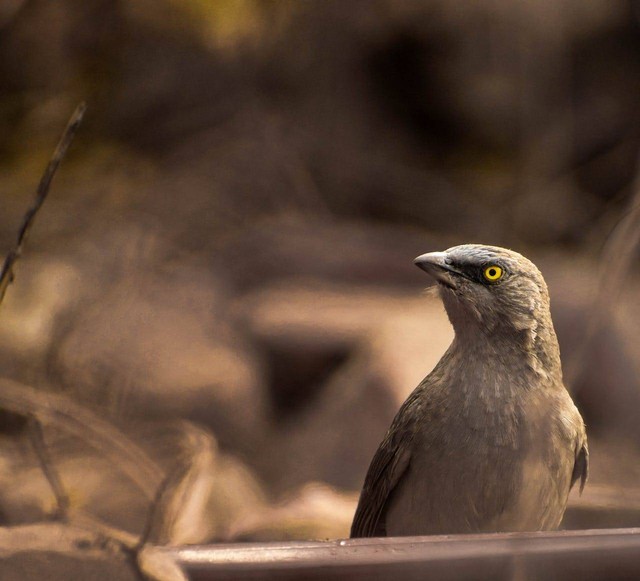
[69,510,138,549]
[0,102,86,307]
[27,416,71,521]
[137,462,186,550]
[138,424,217,549]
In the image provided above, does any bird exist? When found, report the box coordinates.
[351,244,588,537]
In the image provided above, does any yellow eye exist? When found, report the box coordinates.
[483,265,503,282]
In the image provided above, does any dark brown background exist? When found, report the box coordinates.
[0,0,639,543]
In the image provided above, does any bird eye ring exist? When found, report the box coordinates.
[483,265,503,282]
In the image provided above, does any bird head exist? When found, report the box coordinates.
[414,244,552,339]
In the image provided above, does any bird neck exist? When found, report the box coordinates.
[448,314,564,388]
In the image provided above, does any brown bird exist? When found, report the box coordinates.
[351,244,587,537]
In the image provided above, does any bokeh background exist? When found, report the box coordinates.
[0,0,639,543]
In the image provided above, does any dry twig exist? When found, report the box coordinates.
[27,415,71,520]
[139,423,217,548]
[0,102,86,307]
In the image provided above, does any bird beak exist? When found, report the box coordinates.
[414,252,458,289]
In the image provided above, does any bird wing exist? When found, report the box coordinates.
[570,441,589,494]
[350,389,422,538]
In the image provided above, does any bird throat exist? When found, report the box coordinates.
[439,288,563,386]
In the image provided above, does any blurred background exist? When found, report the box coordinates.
[0,0,639,544]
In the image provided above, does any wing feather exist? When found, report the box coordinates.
[570,441,588,494]
[350,388,424,537]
